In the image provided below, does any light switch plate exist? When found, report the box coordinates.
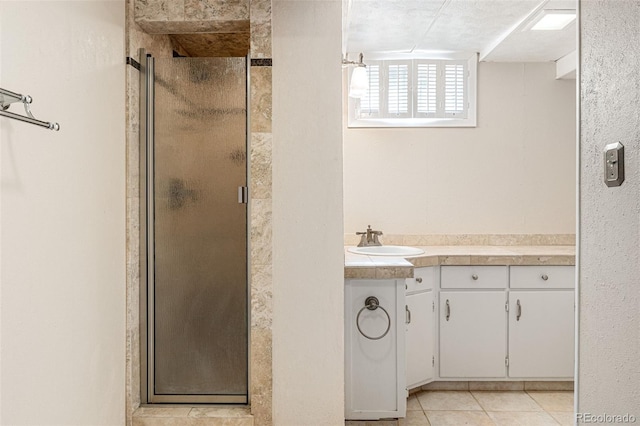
[604,142,624,187]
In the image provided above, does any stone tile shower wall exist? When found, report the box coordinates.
[248,1,273,424]
[125,0,273,424]
[125,0,174,423]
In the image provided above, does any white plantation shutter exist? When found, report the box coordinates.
[444,62,467,117]
[352,56,474,125]
[387,63,410,116]
[416,62,438,117]
[360,65,380,116]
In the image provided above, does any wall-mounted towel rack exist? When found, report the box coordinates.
[0,88,60,131]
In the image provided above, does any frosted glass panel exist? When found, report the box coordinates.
[153,57,247,397]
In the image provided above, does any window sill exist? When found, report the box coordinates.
[347,117,477,128]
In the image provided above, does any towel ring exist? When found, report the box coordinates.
[356,296,391,340]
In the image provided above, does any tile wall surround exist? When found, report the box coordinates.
[247,0,273,418]
[134,0,262,58]
[135,0,250,34]
[126,0,273,425]
[249,0,271,59]
[170,33,250,57]
[137,20,249,35]
[125,0,174,422]
[344,234,576,247]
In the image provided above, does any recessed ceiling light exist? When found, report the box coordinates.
[530,10,576,31]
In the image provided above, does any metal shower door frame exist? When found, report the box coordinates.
[138,49,251,404]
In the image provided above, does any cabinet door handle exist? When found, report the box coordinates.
[406,305,411,324]
[416,277,423,283]
[516,299,522,321]
[472,274,479,280]
[541,274,549,281]
[445,299,451,321]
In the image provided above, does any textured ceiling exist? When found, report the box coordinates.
[344,0,577,62]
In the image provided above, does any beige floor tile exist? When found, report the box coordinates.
[407,394,423,411]
[398,410,431,426]
[524,381,574,391]
[548,411,574,426]
[421,381,469,391]
[487,411,560,425]
[418,391,483,411]
[425,410,495,426]
[346,421,398,426]
[526,392,574,412]
[469,381,525,391]
[471,391,543,412]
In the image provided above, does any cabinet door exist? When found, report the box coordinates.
[407,267,438,294]
[406,291,434,388]
[509,291,574,378]
[345,279,406,420]
[440,291,506,378]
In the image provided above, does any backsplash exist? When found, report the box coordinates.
[344,234,576,246]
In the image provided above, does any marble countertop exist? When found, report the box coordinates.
[344,245,576,279]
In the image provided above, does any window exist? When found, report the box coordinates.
[347,54,477,128]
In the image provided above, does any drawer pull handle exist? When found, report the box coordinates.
[356,296,391,340]
[406,305,412,324]
[445,299,451,321]
[416,277,423,283]
[472,274,479,280]
[541,274,549,281]
[517,299,522,321]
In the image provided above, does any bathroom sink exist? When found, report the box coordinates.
[347,245,425,256]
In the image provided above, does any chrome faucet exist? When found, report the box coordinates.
[356,225,383,247]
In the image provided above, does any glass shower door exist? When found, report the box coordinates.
[145,56,248,403]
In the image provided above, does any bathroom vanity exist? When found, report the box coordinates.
[344,245,575,420]
[344,278,407,420]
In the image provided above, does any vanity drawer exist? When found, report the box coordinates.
[441,266,508,289]
[406,267,438,293]
[510,266,575,289]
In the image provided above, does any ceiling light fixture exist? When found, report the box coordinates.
[342,53,368,99]
[528,9,576,31]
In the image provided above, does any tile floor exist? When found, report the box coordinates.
[346,390,574,426]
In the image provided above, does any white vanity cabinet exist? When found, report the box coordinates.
[508,266,575,378]
[439,290,507,378]
[439,266,508,378]
[405,267,437,389]
[344,257,576,416]
[345,279,406,420]
[436,265,575,381]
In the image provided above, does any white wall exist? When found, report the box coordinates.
[578,0,640,419]
[272,1,345,424]
[0,2,125,424]
[344,62,576,235]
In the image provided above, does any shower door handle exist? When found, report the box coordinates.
[238,186,248,204]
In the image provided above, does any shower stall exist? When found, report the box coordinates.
[139,50,249,404]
